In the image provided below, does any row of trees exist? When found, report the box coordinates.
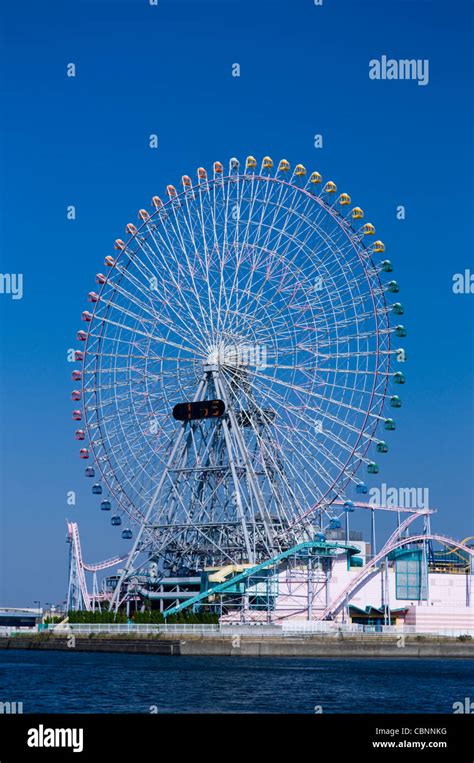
[66,608,219,624]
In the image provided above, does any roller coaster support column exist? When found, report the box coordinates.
[371,509,377,561]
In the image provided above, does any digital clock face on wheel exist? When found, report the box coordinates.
[172,399,226,422]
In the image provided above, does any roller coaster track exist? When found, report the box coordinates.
[67,522,127,609]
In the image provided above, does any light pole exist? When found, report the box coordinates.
[33,600,42,625]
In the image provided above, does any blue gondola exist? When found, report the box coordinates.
[100,500,111,511]
[343,500,355,512]
[367,461,379,474]
[329,518,341,530]
[92,483,102,495]
[122,529,132,540]
[111,515,122,527]
[356,482,368,494]
[85,467,95,478]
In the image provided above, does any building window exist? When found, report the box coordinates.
[395,551,427,600]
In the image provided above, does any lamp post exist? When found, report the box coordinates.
[33,600,42,626]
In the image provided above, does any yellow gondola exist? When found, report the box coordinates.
[278,159,290,172]
[373,240,385,253]
[324,181,337,193]
[362,223,375,235]
[295,164,306,176]
[338,193,351,205]
[352,207,364,219]
[246,156,257,169]
[310,171,322,184]
[262,156,273,170]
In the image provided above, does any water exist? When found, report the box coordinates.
[0,650,472,713]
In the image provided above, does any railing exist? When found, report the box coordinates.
[281,621,364,634]
[1,622,472,638]
[59,623,221,635]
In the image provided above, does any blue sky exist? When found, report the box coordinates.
[0,0,473,607]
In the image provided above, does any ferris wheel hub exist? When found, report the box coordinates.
[205,342,245,369]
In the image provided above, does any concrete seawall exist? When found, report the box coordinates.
[1,635,473,658]
[0,636,180,655]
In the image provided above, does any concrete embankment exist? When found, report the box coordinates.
[0,636,180,655]
[1,634,473,658]
[179,636,474,658]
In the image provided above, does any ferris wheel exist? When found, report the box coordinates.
[71,155,406,580]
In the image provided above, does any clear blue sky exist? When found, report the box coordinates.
[0,0,473,607]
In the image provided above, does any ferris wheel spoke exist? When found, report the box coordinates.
[90,313,196,355]
[98,270,204,352]
[220,365,344,502]
[247,366,382,423]
[138,221,212,345]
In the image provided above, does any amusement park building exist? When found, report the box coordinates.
[221,537,474,633]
